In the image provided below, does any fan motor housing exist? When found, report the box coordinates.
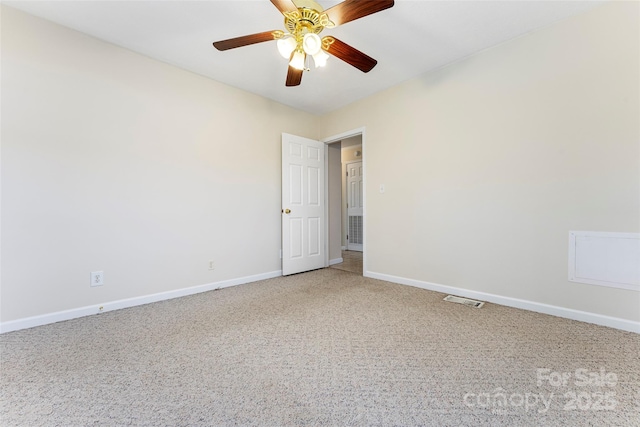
[285,8,325,35]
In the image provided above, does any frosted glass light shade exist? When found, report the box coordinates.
[302,33,321,55]
[277,35,297,59]
[312,50,329,67]
[289,50,306,70]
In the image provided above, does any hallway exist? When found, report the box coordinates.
[329,250,363,275]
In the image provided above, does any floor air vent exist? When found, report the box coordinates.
[443,295,485,308]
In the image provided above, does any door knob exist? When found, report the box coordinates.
[283,209,291,214]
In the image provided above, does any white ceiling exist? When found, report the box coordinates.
[5,0,605,115]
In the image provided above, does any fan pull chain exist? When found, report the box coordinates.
[304,53,310,72]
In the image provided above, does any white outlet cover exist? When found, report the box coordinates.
[90,271,104,287]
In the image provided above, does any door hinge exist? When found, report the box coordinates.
[346,171,348,176]
[347,235,349,240]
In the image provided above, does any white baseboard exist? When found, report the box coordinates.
[0,270,282,334]
[6,269,636,335]
[365,271,640,334]
[329,257,344,266]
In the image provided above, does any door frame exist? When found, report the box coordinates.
[322,127,366,274]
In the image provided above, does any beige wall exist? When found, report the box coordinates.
[320,1,640,322]
[340,136,362,247]
[328,143,342,262]
[1,7,318,322]
[341,136,362,163]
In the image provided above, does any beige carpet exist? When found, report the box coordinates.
[1,268,639,426]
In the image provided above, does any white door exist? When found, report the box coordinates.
[282,133,325,275]
[346,161,363,252]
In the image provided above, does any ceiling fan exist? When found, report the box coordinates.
[212,0,394,87]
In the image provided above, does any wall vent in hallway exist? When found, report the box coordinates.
[443,295,485,308]
[348,215,363,244]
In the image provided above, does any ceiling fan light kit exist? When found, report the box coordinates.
[212,0,395,86]
[303,33,321,56]
[312,50,330,68]
[277,35,297,58]
[289,49,306,70]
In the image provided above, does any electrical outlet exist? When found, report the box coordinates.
[91,271,104,287]
[208,260,215,270]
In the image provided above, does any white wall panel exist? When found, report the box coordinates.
[569,231,640,291]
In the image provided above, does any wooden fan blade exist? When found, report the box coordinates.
[322,37,377,73]
[286,66,303,87]
[324,0,394,27]
[213,31,279,51]
[270,0,298,14]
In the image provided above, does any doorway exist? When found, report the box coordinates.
[280,128,367,276]
[323,129,365,275]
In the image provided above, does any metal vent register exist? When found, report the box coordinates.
[443,295,485,308]
[348,216,363,244]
